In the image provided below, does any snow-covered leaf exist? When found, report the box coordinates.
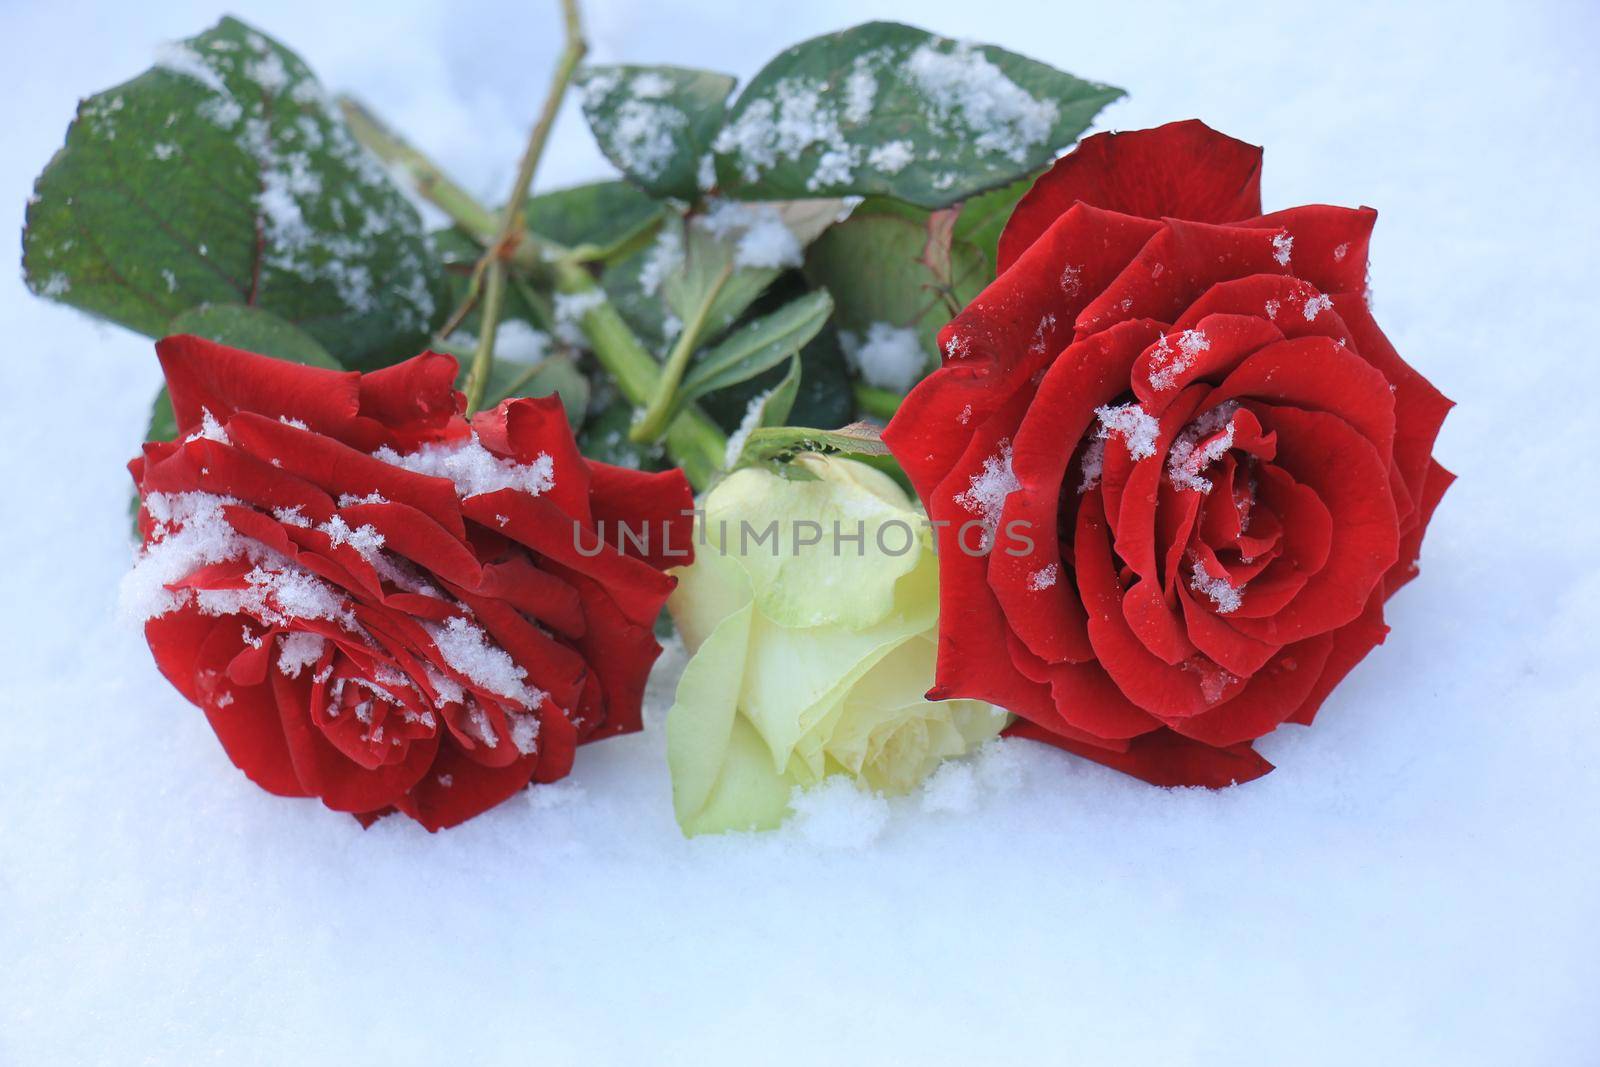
[577,64,736,201]
[712,22,1121,207]
[23,17,446,368]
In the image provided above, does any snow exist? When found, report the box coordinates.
[698,199,803,269]
[906,40,1059,162]
[839,321,926,391]
[952,438,1020,550]
[372,433,555,499]
[1188,553,1244,614]
[1095,400,1161,459]
[3,1,1599,1064]
[426,614,546,712]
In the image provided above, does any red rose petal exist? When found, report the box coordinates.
[1205,336,1397,458]
[1229,407,1398,644]
[989,319,1162,665]
[586,461,697,573]
[885,203,1161,500]
[1242,205,1376,295]
[998,120,1263,273]
[1008,718,1276,788]
[1075,218,1292,340]
[156,334,360,439]
[1169,634,1334,747]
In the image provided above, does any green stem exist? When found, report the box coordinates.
[552,261,726,488]
[338,96,499,238]
[853,382,904,421]
[628,264,728,444]
[463,259,505,413]
[464,0,586,414]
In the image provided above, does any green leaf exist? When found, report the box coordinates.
[146,303,342,445]
[577,65,736,201]
[664,199,842,344]
[735,421,890,467]
[712,22,1121,208]
[168,303,341,367]
[951,175,1034,267]
[804,198,986,369]
[22,17,446,369]
[679,289,832,404]
[704,317,853,434]
[758,355,803,429]
[526,180,666,260]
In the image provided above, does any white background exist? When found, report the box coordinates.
[2,0,1597,1063]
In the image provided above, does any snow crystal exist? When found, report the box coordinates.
[629,71,673,99]
[604,99,689,181]
[373,434,554,499]
[843,59,878,124]
[637,226,684,298]
[272,505,310,527]
[155,43,228,96]
[1145,329,1211,391]
[121,492,354,631]
[336,492,387,507]
[275,632,327,678]
[1264,298,1281,319]
[840,323,925,392]
[1167,401,1240,494]
[723,386,775,469]
[905,42,1059,162]
[1333,241,1350,262]
[427,615,545,710]
[953,439,1020,551]
[699,200,802,270]
[552,289,607,346]
[1060,263,1082,298]
[1303,292,1334,321]
[489,321,550,365]
[1094,402,1161,460]
[712,79,860,191]
[507,710,541,756]
[1027,563,1060,591]
[1272,231,1294,266]
[866,139,915,174]
[184,408,231,445]
[319,515,385,559]
[1189,554,1243,614]
[787,777,890,849]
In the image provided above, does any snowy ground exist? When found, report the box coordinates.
[3,0,1598,1063]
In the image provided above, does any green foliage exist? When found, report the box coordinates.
[713,22,1120,207]
[576,65,736,201]
[23,17,445,368]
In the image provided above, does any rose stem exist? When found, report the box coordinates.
[339,19,728,487]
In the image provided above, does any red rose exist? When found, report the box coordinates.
[125,336,693,829]
[883,121,1453,787]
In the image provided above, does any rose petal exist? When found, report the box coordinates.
[998,120,1263,272]
[1008,718,1275,788]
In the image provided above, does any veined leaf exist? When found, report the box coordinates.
[577,64,736,201]
[734,420,891,468]
[713,22,1121,208]
[679,289,832,404]
[526,180,665,260]
[24,17,446,368]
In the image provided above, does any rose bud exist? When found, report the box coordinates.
[123,336,693,829]
[883,121,1453,787]
[665,453,1006,835]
